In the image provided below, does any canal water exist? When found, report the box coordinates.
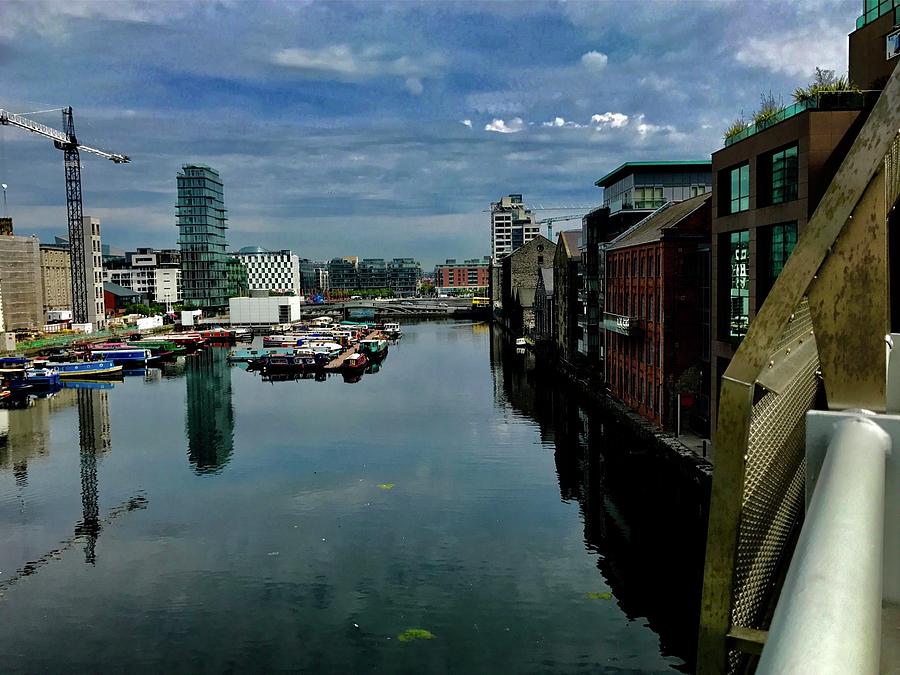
[0,321,706,673]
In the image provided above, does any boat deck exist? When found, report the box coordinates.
[323,331,380,371]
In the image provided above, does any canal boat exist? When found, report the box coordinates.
[228,347,297,362]
[155,333,208,351]
[25,367,61,389]
[200,327,236,343]
[233,328,253,342]
[0,356,30,369]
[340,352,368,374]
[260,350,321,373]
[382,322,402,339]
[358,338,389,362]
[89,348,151,367]
[48,360,124,379]
[263,334,304,348]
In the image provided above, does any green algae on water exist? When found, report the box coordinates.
[586,591,612,600]
[398,628,436,642]
[378,483,395,490]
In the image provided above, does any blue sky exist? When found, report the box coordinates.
[0,0,859,268]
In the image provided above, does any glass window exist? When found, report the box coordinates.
[730,164,750,213]
[770,222,798,284]
[771,145,799,204]
[730,230,750,338]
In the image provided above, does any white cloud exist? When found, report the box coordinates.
[461,119,473,128]
[580,50,608,73]
[541,117,586,129]
[484,117,524,134]
[634,114,682,139]
[591,112,629,129]
[272,44,441,80]
[734,21,847,77]
[405,77,424,95]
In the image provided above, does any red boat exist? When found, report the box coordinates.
[341,352,368,374]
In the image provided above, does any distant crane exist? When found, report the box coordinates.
[0,106,130,324]
[537,213,586,240]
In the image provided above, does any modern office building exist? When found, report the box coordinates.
[0,234,43,330]
[358,258,389,289]
[231,247,300,295]
[490,194,540,259]
[40,243,72,314]
[605,193,711,431]
[579,161,712,368]
[387,258,422,296]
[709,91,878,437]
[433,257,490,294]
[176,165,230,311]
[300,259,329,294]
[104,248,182,306]
[327,257,359,291]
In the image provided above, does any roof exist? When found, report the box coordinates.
[595,160,712,188]
[540,267,554,295]
[103,282,143,297]
[238,245,268,254]
[607,192,711,251]
[558,230,582,260]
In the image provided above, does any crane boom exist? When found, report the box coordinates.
[536,212,585,240]
[0,108,130,163]
[0,105,130,325]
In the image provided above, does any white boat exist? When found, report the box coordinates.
[383,322,402,339]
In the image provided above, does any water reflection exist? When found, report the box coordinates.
[74,387,110,563]
[490,327,707,670]
[185,348,234,474]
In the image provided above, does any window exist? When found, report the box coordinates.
[635,186,664,209]
[730,164,750,213]
[771,145,799,204]
[729,230,750,338]
[770,222,798,284]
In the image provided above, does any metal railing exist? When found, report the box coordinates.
[757,410,891,674]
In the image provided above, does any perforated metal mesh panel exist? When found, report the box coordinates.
[728,300,820,673]
[886,134,900,204]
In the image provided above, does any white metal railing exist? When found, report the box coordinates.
[757,410,889,674]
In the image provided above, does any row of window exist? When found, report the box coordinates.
[727,143,799,214]
[608,249,660,278]
[727,222,798,339]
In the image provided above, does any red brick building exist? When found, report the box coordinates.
[433,257,490,294]
[605,193,711,430]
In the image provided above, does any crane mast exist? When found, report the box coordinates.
[0,106,130,324]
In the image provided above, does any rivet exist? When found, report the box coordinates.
[768,360,774,367]
[786,348,791,354]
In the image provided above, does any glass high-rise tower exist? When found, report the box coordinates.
[176,165,229,310]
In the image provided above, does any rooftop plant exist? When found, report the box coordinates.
[752,91,784,127]
[723,113,748,141]
[793,68,860,104]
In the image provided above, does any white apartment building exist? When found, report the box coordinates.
[490,193,539,259]
[233,247,300,294]
[79,216,105,330]
[104,248,182,306]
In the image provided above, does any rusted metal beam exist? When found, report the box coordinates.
[697,65,900,675]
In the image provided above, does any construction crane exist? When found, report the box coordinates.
[0,106,130,324]
[538,213,585,240]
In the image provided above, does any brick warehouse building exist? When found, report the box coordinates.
[605,192,711,430]
[433,257,490,294]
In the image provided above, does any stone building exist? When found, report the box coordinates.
[553,230,582,363]
[533,267,554,343]
[498,234,556,334]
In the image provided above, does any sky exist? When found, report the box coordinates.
[0,0,859,269]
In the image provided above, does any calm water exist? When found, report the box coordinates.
[0,321,706,673]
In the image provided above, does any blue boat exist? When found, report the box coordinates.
[0,356,30,368]
[25,368,61,389]
[49,360,124,379]
[88,348,150,367]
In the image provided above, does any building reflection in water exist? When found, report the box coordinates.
[490,327,708,670]
[185,348,234,474]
